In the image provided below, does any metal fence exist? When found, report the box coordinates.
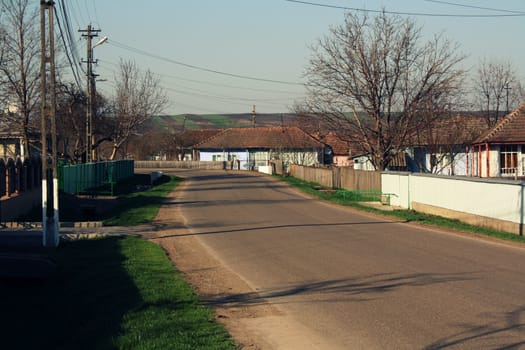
[59,160,134,195]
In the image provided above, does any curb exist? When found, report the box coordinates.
[1,221,104,229]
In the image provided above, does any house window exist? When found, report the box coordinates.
[212,154,222,161]
[500,145,518,175]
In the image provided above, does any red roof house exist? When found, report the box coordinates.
[194,127,326,171]
[468,102,525,177]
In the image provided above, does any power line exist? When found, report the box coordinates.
[67,0,85,29]
[171,101,238,115]
[159,72,305,94]
[54,2,83,89]
[284,0,525,17]
[61,1,85,63]
[101,78,291,112]
[424,0,525,15]
[97,61,300,107]
[108,39,305,86]
[163,85,296,105]
[90,0,100,24]
[83,0,92,21]
[98,60,304,95]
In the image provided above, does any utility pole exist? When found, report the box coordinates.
[40,0,59,247]
[504,82,512,115]
[251,105,256,128]
[80,25,100,163]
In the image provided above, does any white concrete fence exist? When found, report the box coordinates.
[382,172,525,235]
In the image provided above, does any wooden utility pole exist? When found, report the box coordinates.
[40,0,59,247]
[80,25,100,163]
[505,83,512,114]
[252,105,256,128]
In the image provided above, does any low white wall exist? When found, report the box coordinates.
[382,171,410,208]
[258,165,273,175]
[382,172,524,234]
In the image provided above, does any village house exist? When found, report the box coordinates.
[314,132,361,167]
[193,126,327,172]
[175,129,222,161]
[0,131,25,160]
[328,113,488,174]
[467,102,525,178]
[0,129,40,161]
[409,114,488,175]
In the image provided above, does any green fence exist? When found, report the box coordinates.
[58,160,134,195]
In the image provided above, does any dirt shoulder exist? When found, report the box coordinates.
[143,181,277,349]
[143,178,336,350]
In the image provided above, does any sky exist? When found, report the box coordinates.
[63,0,525,115]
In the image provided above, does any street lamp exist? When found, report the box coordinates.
[94,36,108,48]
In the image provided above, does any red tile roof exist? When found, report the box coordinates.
[179,129,222,147]
[315,132,348,155]
[409,115,488,146]
[474,102,525,144]
[194,127,324,149]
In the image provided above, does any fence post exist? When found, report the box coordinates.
[0,159,5,198]
[6,158,15,196]
[519,181,525,236]
[15,158,23,193]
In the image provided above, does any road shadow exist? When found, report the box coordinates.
[152,220,397,238]
[186,173,257,182]
[162,197,311,208]
[423,305,525,349]
[202,269,524,348]
[205,271,476,307]
[180,182,291,193]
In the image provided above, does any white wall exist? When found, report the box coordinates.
[200,150,249,169]
[258,165,273,175]
[382,172,410,208]
[382,172,524,225]
[353,155,376,171]
[429,152,468,176]
[280,151,319,167]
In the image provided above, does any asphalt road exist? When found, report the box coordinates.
[175,170,525,349]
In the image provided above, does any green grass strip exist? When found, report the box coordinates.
[104,175,182,226]
[0,236,236,350]
[278,175,525,244]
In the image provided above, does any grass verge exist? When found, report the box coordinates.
[0,236,235,350]
[16,174,182,224]
[103,175,182,226]
[278,175,525,244]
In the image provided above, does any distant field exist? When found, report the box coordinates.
[147,113,297,131]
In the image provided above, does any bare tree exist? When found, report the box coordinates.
[0,0,41,158]
[126,129,179,160]
[108,60,168,160]
[56,83,85,161]
[473,58,521,127]
[412,115,487,174]
[297,11,465,170]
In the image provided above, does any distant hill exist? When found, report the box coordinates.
[143,111,492,135]
[146,113,299,132]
